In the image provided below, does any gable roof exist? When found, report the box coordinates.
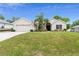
[49,18,66,24]
[13,17,33,25]
[0,19,9,24]
[0,19,13,25]
[72,25,79,28]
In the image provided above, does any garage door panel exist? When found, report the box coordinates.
[15,25,31,32]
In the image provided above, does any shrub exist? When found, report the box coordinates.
[63,29,67,32]
[11,28,15,32]
[30,29,33,32]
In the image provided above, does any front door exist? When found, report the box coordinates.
[46,23,51,31]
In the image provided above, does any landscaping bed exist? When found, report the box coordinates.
[0,28,15,32]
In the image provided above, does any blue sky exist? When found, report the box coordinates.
[0,3,79,23]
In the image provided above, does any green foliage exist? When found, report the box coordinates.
[66,24,71,29]
[53,15,62,20]
[34,13,49,31]
[63,29,67,32]
[61,18,70,22]
[7,17,20,23]
[6,20,12,23]
[72,20,79,26]
[36,13,44,25]
[11,16,20,22]
[0,15,5,20]
[44,18,49,23]
[53,15,70,23]
[11,28,15,32]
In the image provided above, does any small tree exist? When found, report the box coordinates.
[36,13,44,30]
[67,24,71,29]
[34,13,48,31]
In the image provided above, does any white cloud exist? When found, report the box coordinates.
[0,3,24,15]
[0,3,25,10]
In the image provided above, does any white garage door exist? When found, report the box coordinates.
[15,25,31,32]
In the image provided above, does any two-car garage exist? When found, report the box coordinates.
[13,17,34,32]
[14,25,31,32]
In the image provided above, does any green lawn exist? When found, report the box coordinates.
[0,32,79,56]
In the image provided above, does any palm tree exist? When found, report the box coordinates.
[34,13,48,31]
[35,13,44,30]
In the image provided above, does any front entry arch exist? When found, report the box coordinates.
[46,23,51,31]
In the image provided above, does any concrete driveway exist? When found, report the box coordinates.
[0,32,26,41]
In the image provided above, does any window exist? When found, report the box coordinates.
[1,26,4,29]
[56,25,62,29]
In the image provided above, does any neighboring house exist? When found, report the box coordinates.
[0,20,13,30]
[49,19,66,31]
[13,17,34,32]
[70,25,79,32]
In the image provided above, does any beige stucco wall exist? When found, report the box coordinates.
[13,18,34,32]
[4,24,13,29]
[50,19,66,30]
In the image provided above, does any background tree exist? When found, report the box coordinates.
[53,15,62,20]
[72,20,79,26]
[11,16,20,22]
[7,16,20,23]
[66,24,71,29]
[61,18,70,22]
[0,15,5,20]
[61,18,70,29]
[53,16,70,23]
[6,20,12,23]
[53,16,70,29]
[44,18,49,23]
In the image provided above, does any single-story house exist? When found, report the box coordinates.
[13,17,34,32]
[0,18,67,32]
[49,19,66,31]
[0,19,13,30]
[69,25,79,32]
